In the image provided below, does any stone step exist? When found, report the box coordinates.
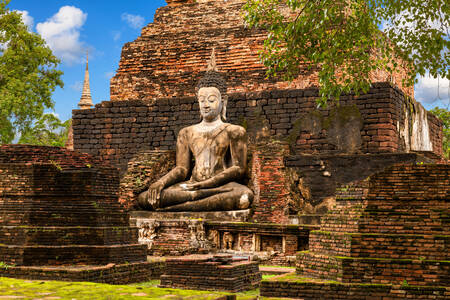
[309,231,449,260]
[0,210,129,227]
[0,244,148,266]
[0,226,139,246]
[0,198,124,211]
[160,273,261,293]
[296,251,450,286]
[261,274,450,300]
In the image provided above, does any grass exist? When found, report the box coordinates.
[0,277,226,300]
[0,277,286,300]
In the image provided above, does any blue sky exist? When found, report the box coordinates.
[8,0,167,122]
[7,0,450,123]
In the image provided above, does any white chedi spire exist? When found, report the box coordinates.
[78,51,93,109]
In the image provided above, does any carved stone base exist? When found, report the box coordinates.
[131,211,319,265]
[131,218,213,256]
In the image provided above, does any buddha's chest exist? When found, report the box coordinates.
[189,132,229,160]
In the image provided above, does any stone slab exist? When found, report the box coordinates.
[130,209,251,222]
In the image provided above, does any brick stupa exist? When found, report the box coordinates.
[0,145,158,284]
[110,0,412,100]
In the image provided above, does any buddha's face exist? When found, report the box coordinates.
[197,87,223,122]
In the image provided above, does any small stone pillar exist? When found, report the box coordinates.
[250,140,292,224]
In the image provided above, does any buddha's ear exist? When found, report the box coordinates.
[221,95,228,120]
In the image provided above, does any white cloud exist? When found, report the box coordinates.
[415,75,450,106]
[121,13,145,29]
[36,6,88,64]
[70,80,83,92]
[15,10,34,30]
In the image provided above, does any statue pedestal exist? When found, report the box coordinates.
[129,210,250,256]
[130,210,318,265]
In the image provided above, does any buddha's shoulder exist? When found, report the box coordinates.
[178,125,195,136]
[225,123,247,138]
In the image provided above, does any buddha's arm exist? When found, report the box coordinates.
[189,126,247,190]
[148,128,191,202]
[158,128,191,187]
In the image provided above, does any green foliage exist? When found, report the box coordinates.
[0,0,63,144]
[243,0,449,106]
[0,262,14,269]
[429,107,450,159]
[18,114,71,147]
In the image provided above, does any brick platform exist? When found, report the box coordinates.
[261,164,450,299]
[159,254,261,292]
[0,145,151,284]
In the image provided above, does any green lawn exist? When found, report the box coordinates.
[0,277,284,300]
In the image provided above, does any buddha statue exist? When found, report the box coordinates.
[138,50,254,211]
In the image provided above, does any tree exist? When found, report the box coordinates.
[0,0,63,144]
[18,114,71,147]
[429,107,450,159]
[243,0,449,106]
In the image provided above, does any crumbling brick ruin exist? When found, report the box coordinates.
[0,145,162,284]
[110,0,413,100]
[160,254,261,292]
[261,164,450,299]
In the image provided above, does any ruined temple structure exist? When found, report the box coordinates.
[0,145,163,284]
[71,0,446,267]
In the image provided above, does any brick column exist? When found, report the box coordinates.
[251,141,291,224]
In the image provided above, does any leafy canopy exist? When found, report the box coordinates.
[0,0,63,144]
[243,0,449,106]
[429,107,450,159]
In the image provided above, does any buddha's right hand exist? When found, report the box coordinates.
[148,181,164,208]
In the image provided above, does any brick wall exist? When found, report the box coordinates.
[110,0,413,100]
[299,164,450,286]
[73,83,443,174]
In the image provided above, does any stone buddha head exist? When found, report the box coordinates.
[196,49,228,121]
